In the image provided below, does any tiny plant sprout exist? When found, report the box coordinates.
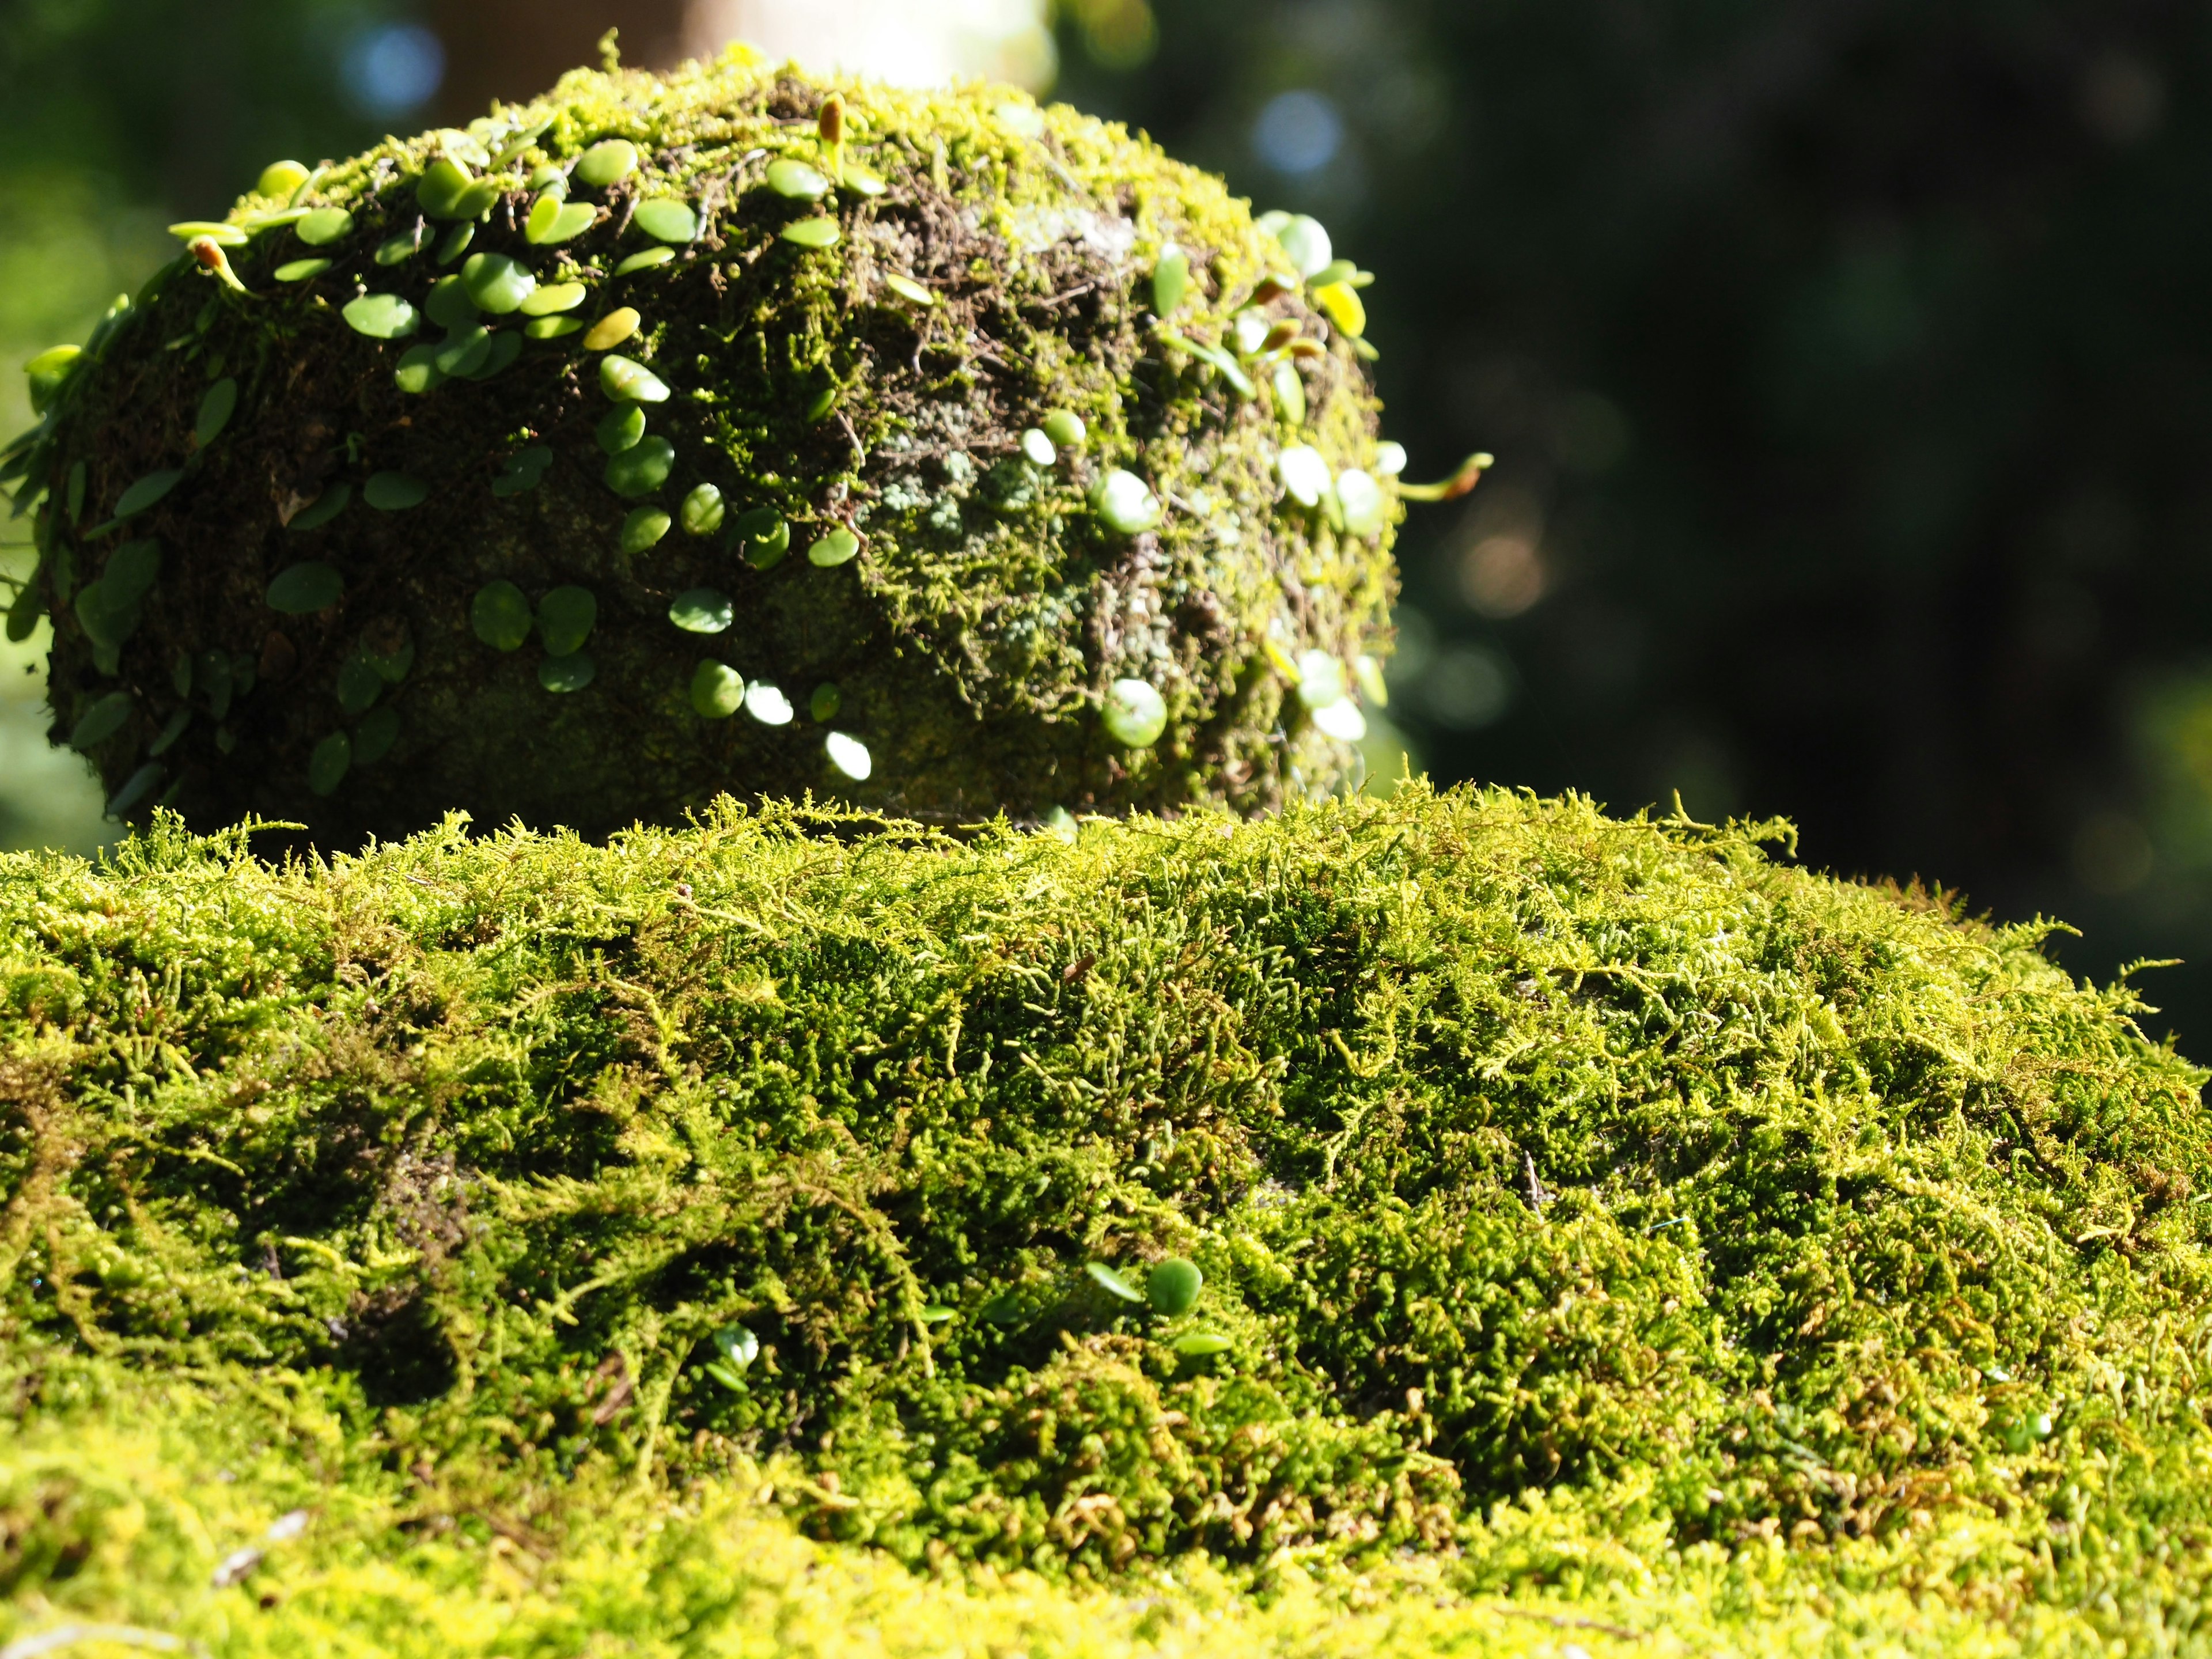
[807,528,859,567]
[1040,410,1085,451]
[308,731,351,797]
[668,588,733,634]
[538,654,596,693]
[536,586,596,657]
[437,223,474,264]
[1147,1257,1202,1316]
[258,160,311,199]
[632,198,697,242]
[363,472,429,511]
[600,355,671,403]
[1153,243,1190,316]
[584,308,641,351]
[1311,698,1367,742]
[187,236,249,291]
[615,246,676,275]
[527,195,597,244]
[1295,650,1347,709]
[744,681,794,725]
[824,731,872,781]
[1277,444,1332,509]
[460,251,536,314]
[265,562,343,615]
[275,257,332,282]
[691,660,745,718]
[818,93,845,179]
[766,157,830,200]
[621,506,672,552]
[1086,1263,1145,1303]
[597,404,646,454]
[574,138,639,187]
[1354,653,1389,707]
[1020,428,1056,467]
[679,483,725,536]
[1089,469,1160,536]
[194,378,238,448]
[1335,468,1386,536]
[780,218,840,249]
[1103,678,1167,748]
[736,509,791,569]
[1396,451,1494,503]
[808,683,840,722]
[1171,1332,1233,1358]
[520,281,586,316]
[882,272,936,306]
[605,435,675,497]
[471,581,533,651]
[342,294,419,340]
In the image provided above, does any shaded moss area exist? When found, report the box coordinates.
[11,50,1396,843]
[6,787,2212,1652]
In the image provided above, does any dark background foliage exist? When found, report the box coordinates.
[7,0,2212,1054]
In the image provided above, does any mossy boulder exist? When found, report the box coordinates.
[2,47,1412,844]
[5,786,2212,1653]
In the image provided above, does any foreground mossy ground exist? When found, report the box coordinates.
[6,785,2212,1655]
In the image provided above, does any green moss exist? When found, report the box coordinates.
[6,48,1405,844]
[5,783,2212,1652]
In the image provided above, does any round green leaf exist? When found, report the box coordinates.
[597,404,646,454]
[169,219,247,247]
[779,218,840,249]
[668,588,733,634]
[1103,678,1167,748]
[335,656,385,716]
[1086,1262,1145,1303]
[583,308,641,351]
[471,580,532,651]
[633,198,697,242]
[1296,650,1347,710]
[294,207,355,246]
[307,731,351,796]
[744,681,793,725]
[354,706,400,767]
[824,731,872,781]
[437,223,475,264]
[574,139,638,188]
[274,257,332,282]
[806,528,858,567]
[114,469,183,520]
[736,509,791,569]
[1171,1332,1233,1357]
[679,482,724,537]
[537,585,596,657]
[106,762,165,817]
[690,660,744,719]
[374,233,418,266]
[25,344,81,414]
[465,330,522,381]
[434,325,491,378]
[1089,468,1160,535]
[764,158,829,200]
[425,275,476,330]
[521,281,588,316]
[882,272,936,306]
[258,159,312,199]
[103,540,162,608]
[461,251,536,314]
[289,481,351,532]
[266,562,343,615]
[808,683,840,722]
[1146,1257,1202,1317]
[1272,213,1333,278]
[621,506,672,552]
[604,435,675,497]
[70,691,133,752]
[192,380,235,449]
[364,471,429,511]
[527,197,597,244]
[1336,468,1385,537]
[524,316,584,340]
[615,246,676,275]
[599,355,670,403]
[1277,444,1332,509]
[342,294,419,340]
[393,344,442,395]
[1020,428,1055,467]
[1153,244,1190,316]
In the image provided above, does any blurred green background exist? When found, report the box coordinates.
[8,0,2212,1056]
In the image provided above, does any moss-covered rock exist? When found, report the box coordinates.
[5,786,2212,1653]
[2,47,1425,843]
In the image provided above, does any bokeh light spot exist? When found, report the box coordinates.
[342,24,445,120]
[1253,90,1343,176]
